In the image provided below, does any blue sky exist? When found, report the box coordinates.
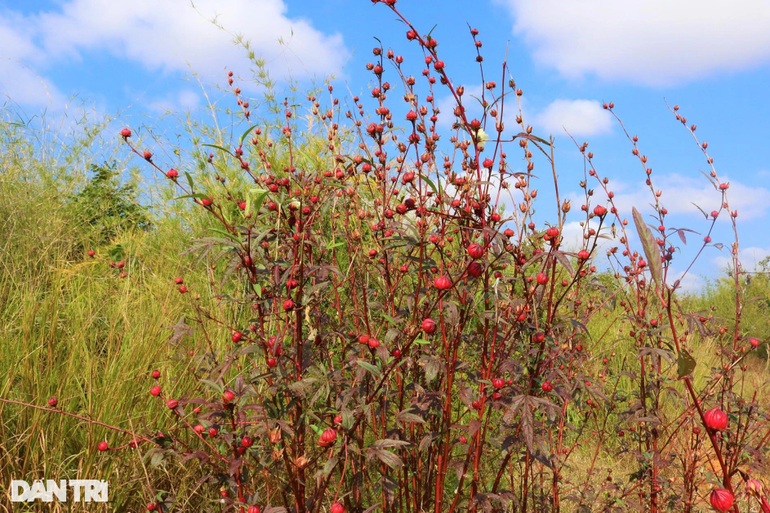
[2,0,769,290]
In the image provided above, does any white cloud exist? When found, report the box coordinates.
[148,89,202,113]
[0,14,66,107]
[665,264,708,295]
[591,173,770,222]
[1,0,349,109]
[496,0,770,86]
[534,99,612,138]
[560,219,616,253]
[714,246,770,273]
[37,0,349,80]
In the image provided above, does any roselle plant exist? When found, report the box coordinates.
[4,1,767,512]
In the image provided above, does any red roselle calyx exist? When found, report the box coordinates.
[466,261,483,278]
[703,407,728,431]
[318,428,337,448]
[434,275,452,290]
[467,243,485,259]
[709,488,734,512]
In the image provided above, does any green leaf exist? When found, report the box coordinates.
[370,448,403,469]
[632,207,662,288]
[184,171,195,191]
[677,349,697,378]
[198,379,224,393]
[356,360,382,377]
[371,439,411,449]
[321,456,339,477]
[381,314,398,326]
[247,188,268,216]
[238,124,261,147]
[201,143,234,157]
[421,174,439,197]
[174,193,206,201]
[208,227,240,243]
[396,409,425,425]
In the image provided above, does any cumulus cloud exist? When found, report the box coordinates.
[496,0,770,86]
[148,89,202,113]
[560,219,616,253]
[590,173,770,222]
[534,99,613,138]
[714,246,770,273]
[0,0,349,108]
[37,0,349,79]
[0,14,66,106]
[665,264,708,294]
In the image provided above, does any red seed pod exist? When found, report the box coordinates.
[421,318,437,334]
